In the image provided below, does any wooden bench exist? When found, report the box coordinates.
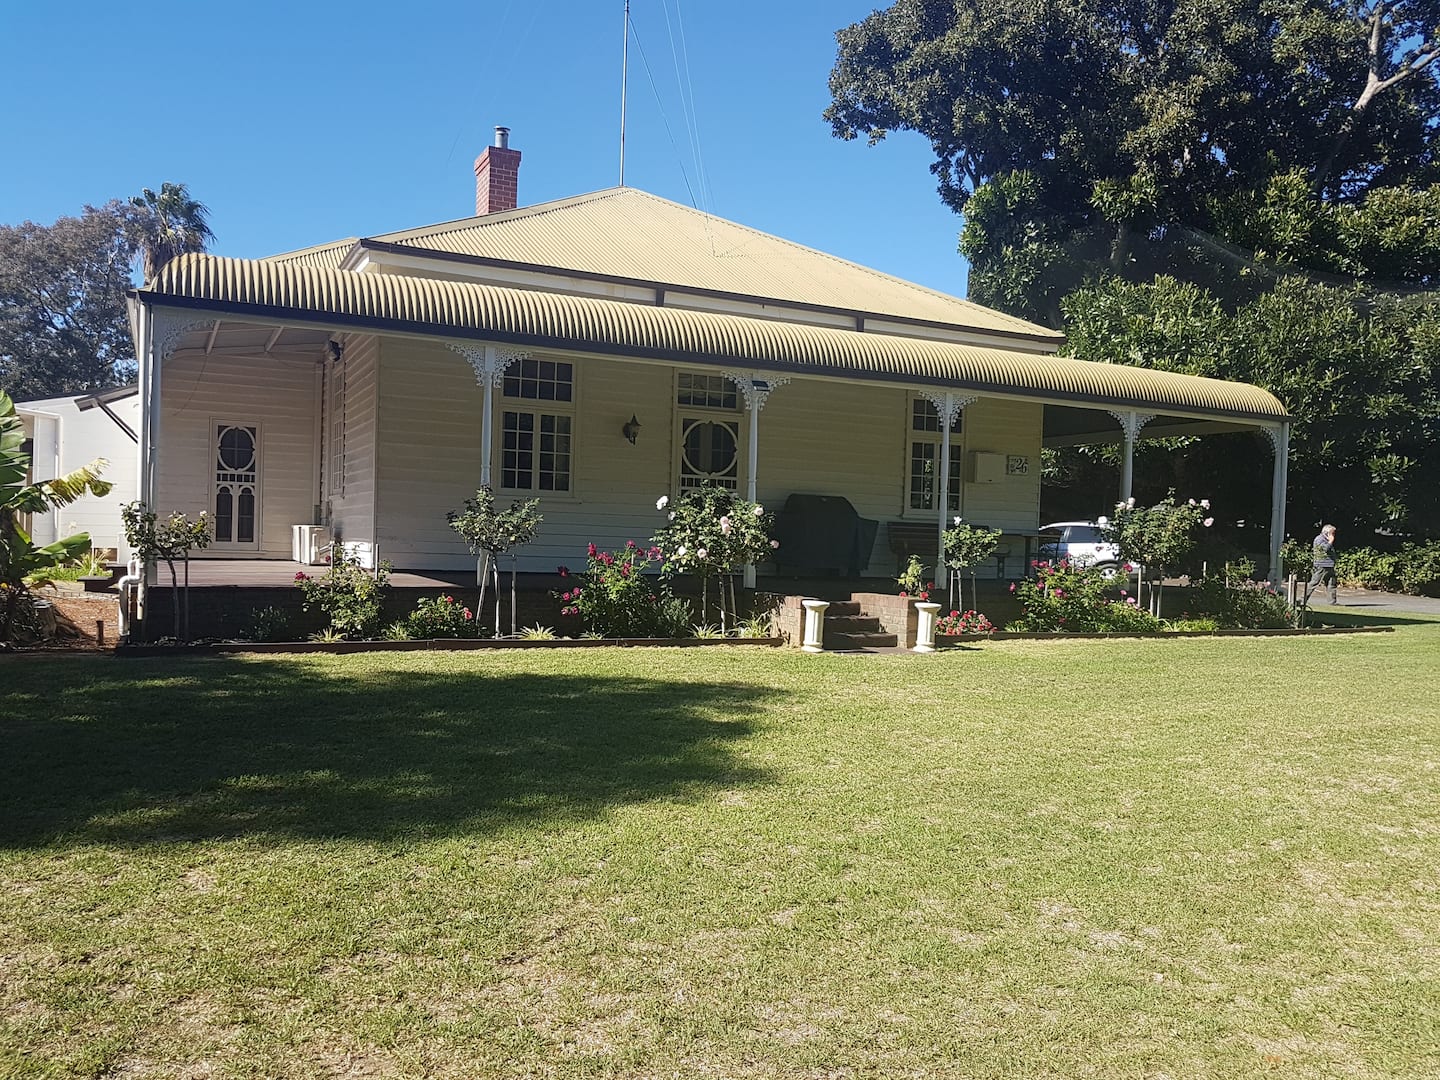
[885,522,939,574]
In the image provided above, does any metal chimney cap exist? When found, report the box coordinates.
[494,126,510,149]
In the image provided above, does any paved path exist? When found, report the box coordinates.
[1312,587,1440,617]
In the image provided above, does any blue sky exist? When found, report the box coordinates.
[1,1,969,295]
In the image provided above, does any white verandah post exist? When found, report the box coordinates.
[445,342,531,491]
[723,371,788,589]
[445,342,530,592]
[1112,410,1156,505]
[1267,422,1290,582]
[921,391,975,586]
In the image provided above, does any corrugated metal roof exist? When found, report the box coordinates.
[143,254,1287,422]
[366,188,1064,341]
[265,238,358,270]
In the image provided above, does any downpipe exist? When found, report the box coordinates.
[117,556,142,644]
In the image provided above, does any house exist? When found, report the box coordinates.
[128,129,1290,589]
[16,385,139,558]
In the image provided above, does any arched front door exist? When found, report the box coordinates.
[212,422,260,549]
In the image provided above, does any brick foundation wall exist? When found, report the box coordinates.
[852,592,919,648]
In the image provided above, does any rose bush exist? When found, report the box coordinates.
[652,485,776,630]
[1008,559,1161,633]
[403,594,482,638]
[294,548,391,639]
[557,543,692,638]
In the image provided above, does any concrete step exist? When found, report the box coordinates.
[825,601,862,617]
[825,615,882,633]
[824,630,900,650]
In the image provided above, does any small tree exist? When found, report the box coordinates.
[652,485,776,632]
[1102,494,1211,616]
[1,391,111,641]
[943,518,1003,613]
[121,502,213,641]
[446,487,543,636]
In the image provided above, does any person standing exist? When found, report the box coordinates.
[1308,524,1338,605]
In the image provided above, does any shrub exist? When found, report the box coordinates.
[896,554,934,600]
[241,606,292,643]
[1335,546,1401,590]
[294,549,390,639]
[403,594,481,639]
[1280,537,1315,579]
[1397,540,1440,596]
[1184,576,1293,629]
[558,543,692,638]
[1165,617,1220,632]
[935,609,996,635]
[1008,559,1162,632]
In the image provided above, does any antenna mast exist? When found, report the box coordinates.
[619,0,630,186]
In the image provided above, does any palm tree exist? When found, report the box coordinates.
[129,182,215,282]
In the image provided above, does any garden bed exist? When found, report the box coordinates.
[937,625,1393,643]
[116,635,785,657]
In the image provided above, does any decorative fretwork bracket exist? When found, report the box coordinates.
[153,313,219,361]
[919,391,978,429]
[722,370,791,412]
[446,342,530,387]
[1259,425,1286,454]
[1107,410,1157,442]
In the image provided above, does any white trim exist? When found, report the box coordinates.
[900,392,966,520]
[495,353,578,498]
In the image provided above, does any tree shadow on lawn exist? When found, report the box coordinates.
[1,656,776,848]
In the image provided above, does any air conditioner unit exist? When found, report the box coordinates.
[292,524,331,565]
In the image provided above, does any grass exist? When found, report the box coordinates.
[3,620,1439,1079]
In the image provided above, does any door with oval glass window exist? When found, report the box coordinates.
[213,422,260,549]
[677,416,741,491]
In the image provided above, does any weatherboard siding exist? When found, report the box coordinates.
[158,352,318,559]
[373,342,678,571]
[367,343,1046,575]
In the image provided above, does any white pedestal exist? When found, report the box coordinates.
[913,601,942,653]
[801,599,830,652]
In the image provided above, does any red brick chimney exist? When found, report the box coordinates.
[474,126,522,215]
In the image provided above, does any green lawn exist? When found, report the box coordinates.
[3,622,1439,1079]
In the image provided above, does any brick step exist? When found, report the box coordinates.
[824,615,882,633]
[825,601,862,617]
[824,631,900,650]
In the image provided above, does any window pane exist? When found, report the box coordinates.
[502,411,535,489]
[504,358,574,401]
[912,399,962,433]
[909,441,936,509]
[677,372,737,410]
[215,487,233,543]
[237,487,256,544]
[539,415,571,492]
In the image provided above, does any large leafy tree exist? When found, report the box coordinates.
[1063,277,1440,536]
[826,0,1440,321]
[0,183,214,400]
[0,203,139,399]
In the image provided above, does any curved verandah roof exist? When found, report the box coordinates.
[140,254,1287,424]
